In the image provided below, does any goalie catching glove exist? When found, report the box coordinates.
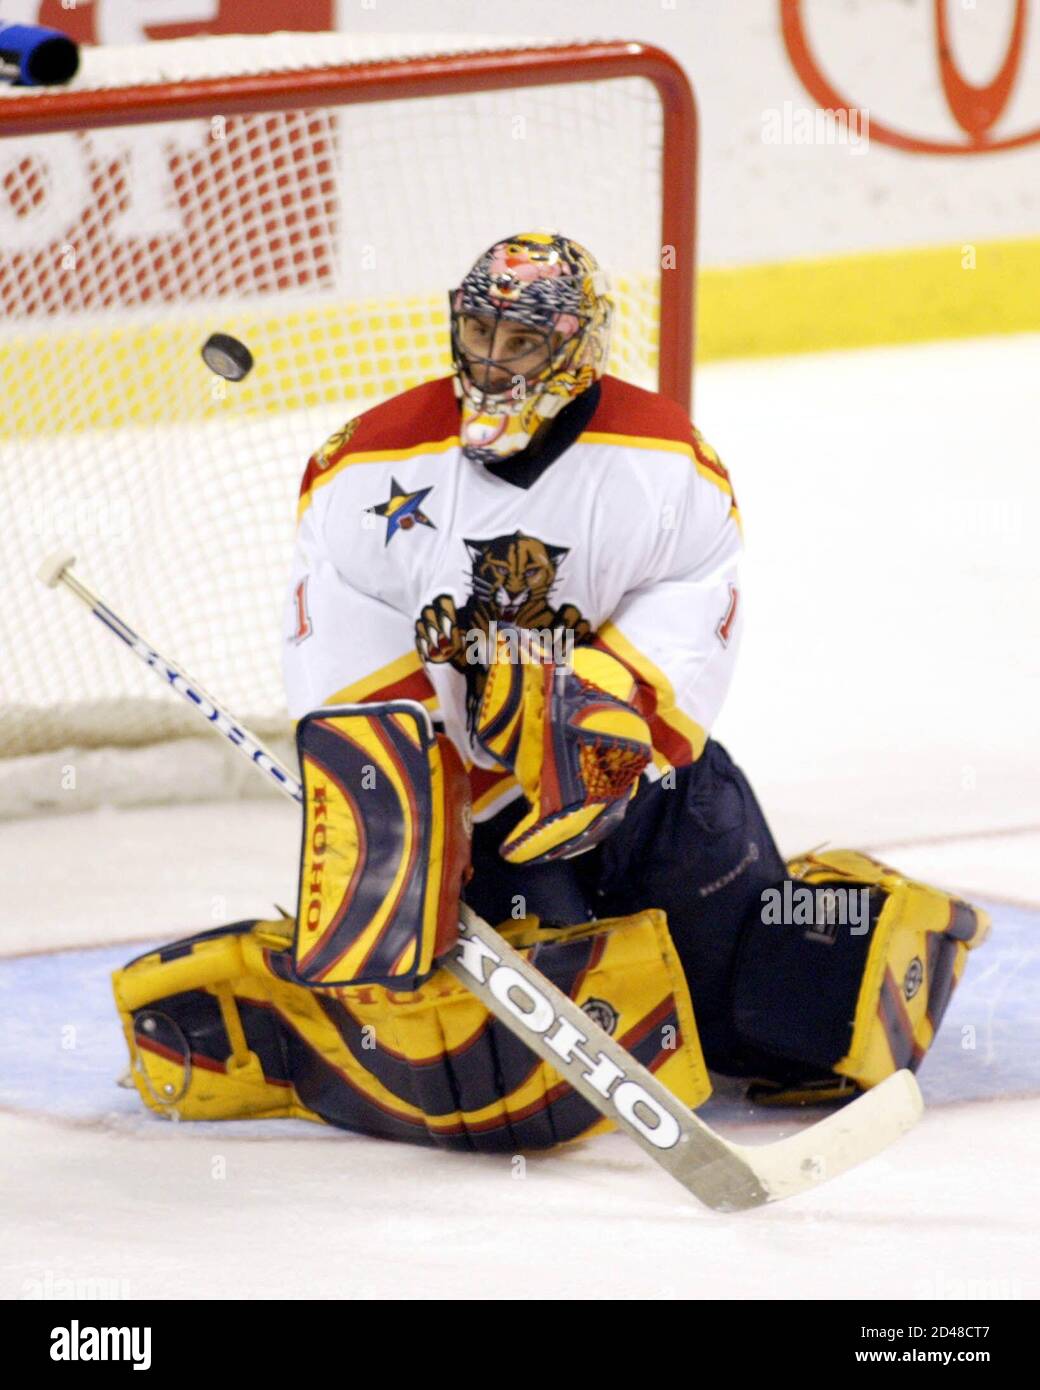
[475,635,653,865]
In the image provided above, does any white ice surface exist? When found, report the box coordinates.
[2,335,1038,1300]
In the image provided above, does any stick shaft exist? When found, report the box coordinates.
[55,565,302,804]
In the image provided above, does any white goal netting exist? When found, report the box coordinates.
[0,33,684,813]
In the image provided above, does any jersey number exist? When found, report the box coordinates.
[292,578,313,644]
[716,583,739,647]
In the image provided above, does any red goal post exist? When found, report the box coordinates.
[0,35,697,799]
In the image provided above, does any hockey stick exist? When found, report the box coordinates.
[39,550,923,1211]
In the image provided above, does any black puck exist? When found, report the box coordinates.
[201,333,254,382]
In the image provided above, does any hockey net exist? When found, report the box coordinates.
[0,33,696,814]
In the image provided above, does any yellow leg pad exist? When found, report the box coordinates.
[790,850,989,1091]
[112,909,711,1150]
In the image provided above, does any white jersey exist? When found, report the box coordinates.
[283,374,743,822]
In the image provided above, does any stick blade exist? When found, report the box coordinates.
[674,1070,923,1213]
[744,1069,924,1209]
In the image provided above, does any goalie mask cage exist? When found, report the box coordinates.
[0,33,697,808]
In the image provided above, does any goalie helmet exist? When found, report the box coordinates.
[449,231,613,465]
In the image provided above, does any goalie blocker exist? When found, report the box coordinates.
[292,702,471,989]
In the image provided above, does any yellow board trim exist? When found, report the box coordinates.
[5,236,1034,457]
[0,270,659,441]
[0,295,456,440]
[698,235,1040,361]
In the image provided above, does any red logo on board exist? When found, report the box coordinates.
[781,0,1040,154]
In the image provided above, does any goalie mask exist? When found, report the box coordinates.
[449,231,613,466]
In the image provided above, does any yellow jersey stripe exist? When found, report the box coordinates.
[596,621,709,766]
[298,435,459,521]
[324,651,438,710]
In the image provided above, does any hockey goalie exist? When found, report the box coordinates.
[113,232,988,1149]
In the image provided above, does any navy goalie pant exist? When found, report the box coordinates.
[462,738,787,1070]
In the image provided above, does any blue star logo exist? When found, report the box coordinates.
[367,478,436,546]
